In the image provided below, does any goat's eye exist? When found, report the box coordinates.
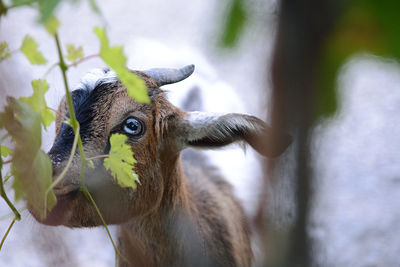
[123,118,144,136]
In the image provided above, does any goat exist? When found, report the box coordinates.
[29,65,291,266]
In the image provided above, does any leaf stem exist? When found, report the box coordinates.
[81,187,129,264]
[0,217,16,250]
[46,106,69,121]
[42,62,59,78]
[44,124,79,214]
[54,33,124,265]
[3,173,12,184]
[86,154,109,161]
[55,34,87,164]
[68,54,99,68]
[0,149,21,221]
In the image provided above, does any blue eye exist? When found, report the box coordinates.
[123,118,144,136]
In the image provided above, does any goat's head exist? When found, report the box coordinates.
[30,65,291,227]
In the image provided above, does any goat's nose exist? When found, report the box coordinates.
[48,153,64,178]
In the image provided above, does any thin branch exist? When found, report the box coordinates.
[86,154,109,161]
[55,34,87,165]
[0,207,26,221]
[54,33,123,266]
[2,159,10,165]
[44,124,79,214]
[67,54,99,68]
[3,173,12,184]
[0,218,16,250]
[42,62,59,78]
[81,188,130,264]
[47,106,69,121]
[0,149,21,221]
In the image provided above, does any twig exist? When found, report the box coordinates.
[81,188,130,264]
[54,33,124,266]
[86,154,109,161]
[46,106,69,121]
[3,173,12,184]
[0,217,16,250]
[0,149,21,221]
[67,54,99,68]
[42,62,59,78]
[44,124,79,214]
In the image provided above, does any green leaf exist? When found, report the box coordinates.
[1,145,12,157]
[103,134,139,189]
[20,35,47,65]
[38,0,62,24]
[88,0,101,14]
[20,79,55,129]
[93,27,150,104]
[0,41,11,62]
[315,0,400,119]
[65,44,84,63]
[44,15,60,36]
[1,97,56,219]
[220,0,247,47]
[118,68,149,103]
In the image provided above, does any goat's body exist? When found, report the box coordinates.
[118,149,252,267]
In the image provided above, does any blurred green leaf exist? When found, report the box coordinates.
[0,0,7,16]
[44,15,60,35]
[20,35,47,65]
[11,0,37,6]
[93,27,150,104]
[103,133,139,189]
[65,44,84,63]
[20,79,55,129]
[0,42,11,61]
[88,0,100,14]
[0,145,12,157]
[220,0,247,47]
[1,97,56,219]
[38,0,62,23]
[316,0,400,118]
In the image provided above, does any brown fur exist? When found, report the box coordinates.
[28,70,283,266]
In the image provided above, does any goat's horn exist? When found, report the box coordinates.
[143,64,195,86]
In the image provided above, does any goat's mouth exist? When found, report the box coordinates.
[31,184,80,226]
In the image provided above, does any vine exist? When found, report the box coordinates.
[0,1,148,264]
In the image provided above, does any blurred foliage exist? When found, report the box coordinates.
[0,97,56,220]
[0,0,143,255]
[20,35,47,65]
[20,79,55,129]
[0,42,11,62]
[220,0,247,47]
[44,15,60,35]
[37,0,62,23]
[94,27,150,104]
[218,0,400,119]
[104,134,139,189]
[0,0,100,23]
[317,0,400,118]
[0,146,12,157]
[65,43,84,63]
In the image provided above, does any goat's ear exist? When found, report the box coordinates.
[178,112,292,157]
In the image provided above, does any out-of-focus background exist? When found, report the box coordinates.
[0,0,400,266]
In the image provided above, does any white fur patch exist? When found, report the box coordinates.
[75,68,118,91]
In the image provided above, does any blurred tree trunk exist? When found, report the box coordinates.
[261,0,343,266]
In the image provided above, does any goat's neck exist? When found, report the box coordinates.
[118,155,201,266]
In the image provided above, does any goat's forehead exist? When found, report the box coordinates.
[76,68,118,91]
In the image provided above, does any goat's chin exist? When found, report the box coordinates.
[29,190,79,226]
